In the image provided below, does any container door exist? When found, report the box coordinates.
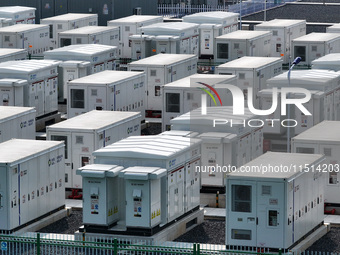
[33,80,45,117]
[88,86,106,111]
[50,133,72,189]
[256,182,284,248]
[324,91,334,120]
[46,76,58,113]
[334,88,340,121]
[227,180,257,246]
[0,87,14,106]
[93,62,105,73]
[180,38,190,54]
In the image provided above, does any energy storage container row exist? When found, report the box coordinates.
[292,121,340,205]
[254,19,306,64]
[0,139,65,231]
[77,135,201,230]
[127,54,198,118]
[107,15,163,59]
[40,13,98,50]
[170,106,264,188]
[215,56,283,109]
[259,69,340,135]
[226,152,325,249]
[66,70,146,120]
[57,26,119,49]
[44,44,117,102]
[47,110,141,190]
[0,60,60,118]
[0,106,35,143]
[162,73,238,131]
[0,24,50,57]
[0,6,36,24]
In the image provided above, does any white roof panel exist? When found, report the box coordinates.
[59,25,117,35]
[44,44,116,57]
[255,19,305,28]
[41,13,97,22]
[228,152,324,179]
[128,53,197,66]
[108,15,163,24]
[293,121,340,142]
[0,48,27,56]
[293,32,340,42]
[0,6,36,14]
[141,22,199,32]
[0,60,59,73]
[217,56,282,69]
[47,110,140,131]
[0,106,35,122]
[216,30,271,40]
[0,24,47,33]
[0,139,63,164]
[183,11,238,23]
[311,53,340,65]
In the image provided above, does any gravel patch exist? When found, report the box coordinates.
[307,227,340,253]
[38,210,83,234]
[174,220,226,245]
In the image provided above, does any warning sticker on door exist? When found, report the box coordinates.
[91,198,99,214]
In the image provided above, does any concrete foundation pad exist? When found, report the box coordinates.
[75,208,204,244]
[290,224,330,253]
[200,193,226,208]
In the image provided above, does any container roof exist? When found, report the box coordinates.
[183,11,238,23]
[255,19,306,28]
[293,32,340,42]
[266,69,340,87]
[47,110,140,130]
[0,48,27,56]
[0,139,64,164]
[44,44,116,57]
[128,53,197,66]
[119,166,167,180]
[0,106,35,122]
[216,30,271,40]
[68,70,144,85]
[0,60,59,73]
[163,73,236,88]
[0,78,27,87]
[170,106,256,125]
[228,152,324,179]
[311,53,340,65]
[0,6,36,13]
[59,25,117,35]
[76,164,123,178]
[217,56,282,69]
[108,15,163,24]
[93,135,201,159]
[41,13,97,21]
[0,24,47,32]
[293,121,340,142]
[328,24,340,29]
[141,22,199,32]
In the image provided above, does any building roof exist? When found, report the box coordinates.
[141,22,199,32]
[128,53,197,66]
[0,6,36,14]
[41,13,97,22]
[292,121,340,143]
[93,135,201,159]
[183,11,238,24]
[0,106,35,123]
[108,15,163,24]
[44,44,116,57]
[0,24,47,32]
[228,151,324,179]
[293,32,340,42]
[58,25,117,35]
[255,19,306,28]
[0,48,27,57]
[0,139,63,164]
[217,56,282,69]
[0,60,59,73]
[68,70,144,85]
[47,110,140,131]
[216,30,271,40]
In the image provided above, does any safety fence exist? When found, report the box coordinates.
[158,0,297,18]
[0,231,282,255]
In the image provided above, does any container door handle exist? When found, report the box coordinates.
[256,217,258,225]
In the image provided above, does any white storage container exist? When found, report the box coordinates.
[216,56,283,109]
[260,69,340,135]
[311,53,340,71]
[0,24,50,56]
[0,18,13,27]
[170,106,264,186]
[182,11,239,34]
[292,121,340,204]
[108,15,163,58]
[0,106,35,143]
[47,110,141,190]
[154,35,180,55]
[0,6,35,24]
[0,48,27,62]
[226,152,325,249]
[0,79,27,107]
[66,70,146,120]
[255,19,306,64]
[215,30,272,63]
[76,164,124,226]
[292,33,340,66]
[0,139,65,231]
[44,44,117,101]
[128,54,197,118]
[162,73,237,132]
[40,13,98,50]
[326,23,340,33]
[93,135,201,227]
[139,22,200,56]
[0,60,60,118]
[119,167,166,228]
[129,35,154,60]
[58,26,119,48]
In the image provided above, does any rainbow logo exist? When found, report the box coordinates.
[196,82,223,106]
